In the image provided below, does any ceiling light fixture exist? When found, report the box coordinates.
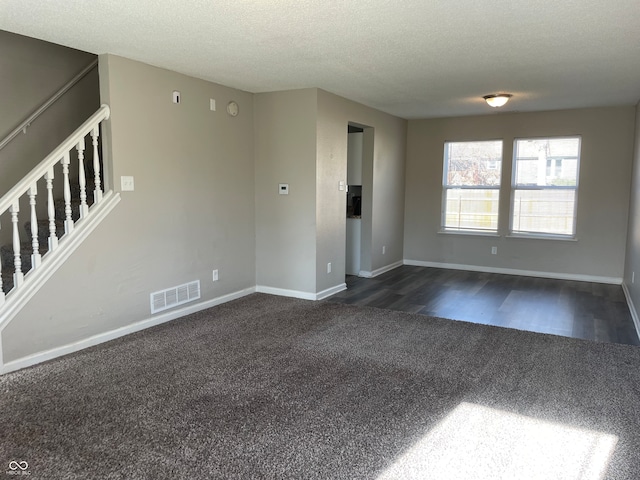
[483,93,512,108]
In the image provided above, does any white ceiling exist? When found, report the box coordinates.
[2,0,640,119]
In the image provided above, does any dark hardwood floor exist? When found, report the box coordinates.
[325,265,640,346]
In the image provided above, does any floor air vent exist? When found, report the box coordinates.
[150,280,201,314]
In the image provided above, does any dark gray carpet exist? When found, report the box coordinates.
[1,293,639,479]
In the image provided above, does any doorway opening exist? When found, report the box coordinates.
[345,122,373,278]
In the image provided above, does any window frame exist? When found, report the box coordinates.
[441,139,503,234]
[509,136,581,239]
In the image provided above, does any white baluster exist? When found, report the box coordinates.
[77,138,88,218]
[45,167,58,251]
[10,202,24,289]
[0,219,4,305]
[91,126,103,203]
[29,184,41,269]
[62,152,74,234]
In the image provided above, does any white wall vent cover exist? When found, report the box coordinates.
[150,280,201,314]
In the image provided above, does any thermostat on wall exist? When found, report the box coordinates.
[279,183,289,195]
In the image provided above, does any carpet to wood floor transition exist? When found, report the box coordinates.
[1,293,639,479]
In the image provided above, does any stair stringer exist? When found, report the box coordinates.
[0,190,121,370]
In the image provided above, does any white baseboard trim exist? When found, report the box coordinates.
[316,283,347,300]
[256,286,317,300]
[0,286,256,375]
[359,260,403,278]
[0,191,121,332]
[256,283,346,301]
[403,259,622,285]
[621,282,640,340]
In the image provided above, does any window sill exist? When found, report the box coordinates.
[438,229,500,238]
[506,233,578,242]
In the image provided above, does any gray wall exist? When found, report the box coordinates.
[254,88,407,295]
[2,55,256,362]
[624,102,640,313]
[0,30,99,196]
[404,107,636,280]
[316,89,407,283]
[254,89,318,294]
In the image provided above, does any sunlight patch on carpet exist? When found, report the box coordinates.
[376,402,617,480]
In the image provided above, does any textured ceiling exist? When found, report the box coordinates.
[2,0,640,119]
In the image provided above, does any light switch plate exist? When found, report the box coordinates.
[279,183,289,195]
[121,176,135,191]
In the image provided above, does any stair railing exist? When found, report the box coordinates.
[0,104,110,305]
[0,59,98,152]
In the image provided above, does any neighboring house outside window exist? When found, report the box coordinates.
[511,137,581,237]
[442,140,503,233]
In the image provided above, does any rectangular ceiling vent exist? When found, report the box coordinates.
[150,280,201,314]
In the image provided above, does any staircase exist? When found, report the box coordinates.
[1,184,83,293]
[0,104,120,327]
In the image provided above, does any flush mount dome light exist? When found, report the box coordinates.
[483,93,512,108]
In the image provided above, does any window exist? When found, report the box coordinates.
[442,140,502,232]
[511,137,580,237]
